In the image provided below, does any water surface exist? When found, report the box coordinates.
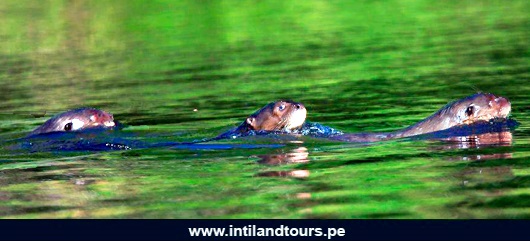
[0,0,529,218]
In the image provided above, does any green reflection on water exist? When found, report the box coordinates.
[0,0,529,218]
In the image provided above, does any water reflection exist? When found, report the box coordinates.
[255,169,310,179]
[254,146,312,205]
[454,166,514,187]
[0,158,140,218]
[295,193,312,200]
[255,146,310,179]
[441,131,513,149]
[437,131,513,161]
[0,0,528,219]
[257,146,309,165]
[437,130,517,209]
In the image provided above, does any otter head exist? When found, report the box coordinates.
[29,108,116,136]
[452,93,511,125]
[246,100,307,131]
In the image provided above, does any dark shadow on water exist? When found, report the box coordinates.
[18,164,85,173]
[289,193,404,208]
[460,156,529,168]
[0,205,77,216]
[469,175,530,190]
[469,194,530,208]
[171,143,285,150]
[98,198,140,204]
[29,173,98,182]
[158,63,224,76]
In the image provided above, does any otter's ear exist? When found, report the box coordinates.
[246,117,257,129]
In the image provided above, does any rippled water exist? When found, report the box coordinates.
[0,0,529,218]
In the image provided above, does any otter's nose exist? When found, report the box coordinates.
[494,97,508,105]
[491,96,511,118]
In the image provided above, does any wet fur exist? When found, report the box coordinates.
[336,93,511,142]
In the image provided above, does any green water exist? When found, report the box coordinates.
[0,0,529,218]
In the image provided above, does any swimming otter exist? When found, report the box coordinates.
[216,100,307,139]
[29,107,116,136]
[334,93,512,142]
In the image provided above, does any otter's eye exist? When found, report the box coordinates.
[465,106,474,116]
[64,122,73,131]
[278,104,286,111]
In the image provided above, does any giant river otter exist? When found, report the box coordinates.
[26,93,512,146]
[29,107,116,136]
[222,93,512,142]
[215,100,307,139]
[333,93,511,142]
